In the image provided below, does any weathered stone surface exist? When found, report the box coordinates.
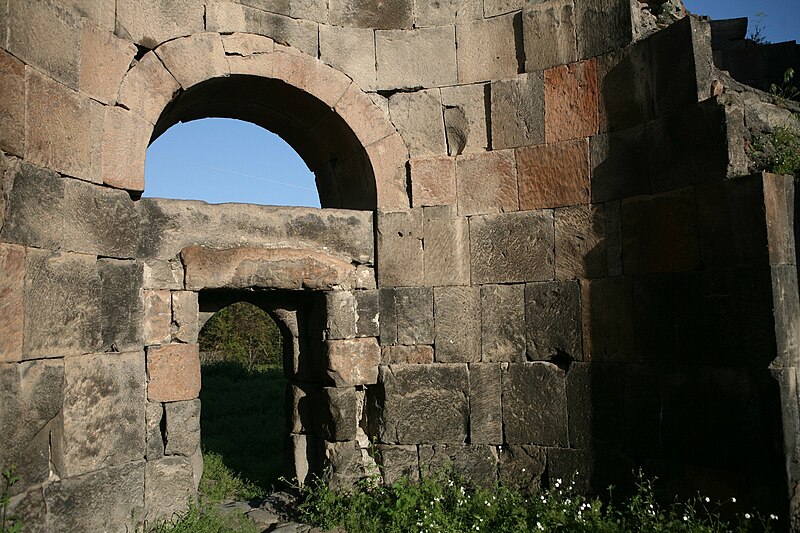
[79,20,136,104]
[24,250,102,358]
[329,0,413,29]
[498,445,546,492]
[101,106,151,192]
[374,364,468,444]
[411,156,456,207]
[325,290,356,340]
[441,83,488,155]
[456,13,519,84]
[524,281,582,360]
[0,50,25,156]
[26,69,101,181]
[117,51,180,125]
[99,259,144,352]
[333,84,396,150]
[240,0,326,22]
[389,89,446,158]
[354,290,380,337]
[8,0,81,88]
[555,204,607,279]
[321,387,359,442]
[575,0,633,59]
[490,73,545,150]
[396,287,434,345]
[144,290,171,346]
[138,199,374,263]
[272,51,353,109]
[155,32,228,90]
[581,277,634,361]
[544,59,599,143]
[480,284,526,362]
[116,0,204,48]
[7,487,47,533]
[415,0,482,26]
[0,244,24,363]
[523,0,578,71]
[146,401,165,459]
[589,125,649,202]
[63,178,140,257]
[182,246,361,291]
[171,291,199,344]
[621,189,701,275]
[596,40,651,132]
[147,344,201,402]
[326,338,380,387]
[423,213,470,287]
[377,445,419,484]
[288,433,322,484]
[434,287,480,363]
[367,132,411,210]
[45,461,144,532]
[470,363,502,444]
[517,138,590,210]
[763,173,796,266]
[377,210,424,287]
[62,352,145,477]
[144,456,196,523]
[0,359,64,493]
[63,0,116,30]
[376,26,458,90]
[221,31,275,59]
[320,25,376,91]
[419,445,498,487]
[381,345,435,364]
[1,163,64,249]
[483,0,525,17]
[470,211,555,284]
[323,440,366,489]
[456,150,518,216]
[503,362,567,446]
[165,399,201,456]
[772,265,800,369]
[143,258,184,290]
[379,288,398,345]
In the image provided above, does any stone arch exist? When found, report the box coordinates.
[116,32,409,210]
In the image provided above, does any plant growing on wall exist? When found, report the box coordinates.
[1,466,22,533]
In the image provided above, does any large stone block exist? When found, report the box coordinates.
[434,287,480,363]
[320,25,376,91]
[440,83,489,154]
[8,0,81,88]
[155,32,229,90]
[524,281,582,360]
[581,277,634,361]
[171,291,199,344]
[589,124,649,202]
[145,401,165,459]
[326,337,380,387]
[240,0,327,22]
[0,243,24,363]
[63,178,140,257]
[366,132,411,210]
[333,84,397,149]
[328,0,411,28]
[376,444,419,484]
[323,440,367,489]
[396,287,435,345]
[45,461,144,532]
[480,284,526,362]
[575,0,632,59]
[470,363,502,444]
[411,156,456,207]
[763,173,796,266]
[101,106,151,192]
[1,163,64,249]
[423,211,470,287]
[99,259,144,352]
[456,13,519,84]
[490,73,545,150]
[621,189,701,275]
[381,345,434,364]
[0,50,25,156]
[544,59,599,143]
[456,150,519,216]
[555,204,607,279]
[79,20,137,104]
[116,0,204,48]
[523,0,578,71]
[419,445,497,487]
[272,51,353,109]
[374,364,469,444]
[321,387,359,442]
[62,351,145,477]
[388,89,447,158]
[379,288,398,345]
[376,26,457,90]
[596,40,652,132]
[415,0,482,26]
[117,51,181,125]
[517,138,590,210]
[165,399,201,456]
[0,359,64,493]
[498,445,546,493]
[144,290,171,346]
[26,69,101,182]
[24,250,102,358]
[146,344,201,402]
[377,210,424,287]
[222,32,276,77]
[326,290,356,340]
[63,0,116,30]
[144,456,196,523]
[355,290,380,337]
[143,258,184,290]
[470,211,555,284]
[502,362,567,446]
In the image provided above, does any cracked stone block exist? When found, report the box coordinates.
[517,138,590,210]
[326,291,357,340]
[321,387,359,442]
[499,445,546,492]
[470,363,502,444]
[155,32,229,90]
[116,0,204,48]
[456,150,518,216]
[146,401,165,460]
[396,287,434,345]
[376,26,457,90]
[323,440,366,490]
[389,89,447,158]
[326,338,381,387]
[434,287,480,363]
[117,51,181,125]
[456,12,519,84]
[524,280,583,360]
[143,258,184,290]
[355,290,380,337]
[377,444,419,484]
[502,362,568,446]
[165,399,201,456]
[146,344,201,402]
[79,19,137,105]
[523,0,578,71]
[490,73,545,150]
[99,259,144,352]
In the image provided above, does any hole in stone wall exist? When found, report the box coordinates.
[145,117,321,208]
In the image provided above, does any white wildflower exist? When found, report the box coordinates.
[745,513,751,519]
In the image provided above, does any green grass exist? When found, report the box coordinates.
[146,504,259,533]
[200,361,287,492]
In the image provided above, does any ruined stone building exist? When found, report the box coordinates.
[1,0,799,530]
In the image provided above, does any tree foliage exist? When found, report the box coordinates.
[199,302,283,368]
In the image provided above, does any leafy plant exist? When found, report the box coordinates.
[199,451,267,503]
[771,68,800,105]
[751,124,800,177]
[747,11,769,45]
[199,302,283,369]
[1,466,22,533]
[146,504,258,533]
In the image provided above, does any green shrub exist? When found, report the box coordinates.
[199,302,282,369]
[751,125,800,178]
[1,466,22,533]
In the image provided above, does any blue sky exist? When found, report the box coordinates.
[144,0,799,208]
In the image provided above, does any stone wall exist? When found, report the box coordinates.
[1,0,799,530]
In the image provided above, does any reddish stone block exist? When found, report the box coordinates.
[544,59,599,143]
[411,156,456,207]
[456,150,519,216]
[79,20,137,104]
[517,138,590,210]
[101,106,151,192]
[117,51,180,125]
[146,344,201,402]
[326,337,381,386]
